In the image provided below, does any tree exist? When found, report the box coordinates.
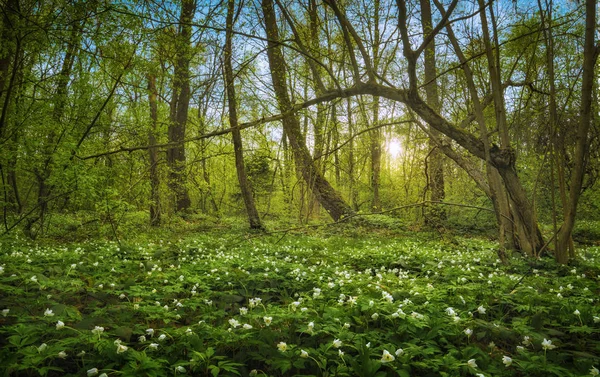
[224,0,263,230]
[0,0,22,220]
[369,0,383,213]
[167,0,195,212]
[555,0,598,264]
[262,0,354,222]
[148,74,161,227]
[419,0,446,226]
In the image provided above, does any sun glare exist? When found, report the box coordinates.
[388,138,403,159]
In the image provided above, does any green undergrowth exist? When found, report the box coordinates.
[0,231,599,377]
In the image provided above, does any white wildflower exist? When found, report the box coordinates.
[92,326,104,335]
[541,338,556,350]
[381,349,395,363]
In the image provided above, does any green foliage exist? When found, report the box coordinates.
[0,232,599,376]
[573,221,600,245]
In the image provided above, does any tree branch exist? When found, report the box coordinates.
[415,0,459,58]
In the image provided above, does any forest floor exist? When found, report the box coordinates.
[0,224,599,377]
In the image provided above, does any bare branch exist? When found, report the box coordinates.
[415,0,459,58]
[322,0,362,82]
[274,0,328,93]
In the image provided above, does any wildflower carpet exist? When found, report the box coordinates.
[0,233,599,376]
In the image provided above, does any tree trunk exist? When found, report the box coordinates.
[370,96,382,212]
[225,0,263,230]
[147,74,161,227]
[556,0,597,264]
[167,0,194,212]
[262,0,354,222]
[0,0,18,128]
[197,103,219,215]
[537,0,575,258]
[346,99,359,210]
[416,120,491,198]
[0,0,22,215]
[369,0,382,213]
[420,0,445,225]
[307,0,325,216]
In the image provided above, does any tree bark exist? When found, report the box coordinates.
[0,0,22,215]
[197,96,219,215]
[420,0,445,225]
[0,0,18,130]
[308,2,324,218]
[225,0,263,230]
[370,97,382,212]
[147,74,161,227]
[262,0,354,222]
[556,0,597,264]
[346,99,359,210]
[167,0,194,212]
[369,0,382,213]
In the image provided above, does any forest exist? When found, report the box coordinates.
[0,0,599,376]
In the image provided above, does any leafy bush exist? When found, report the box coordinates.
[573,221,600,245]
